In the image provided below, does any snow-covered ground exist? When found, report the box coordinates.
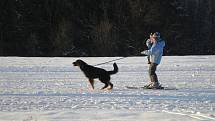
[0,56,215,121]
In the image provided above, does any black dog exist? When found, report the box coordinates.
[73,59,118,90]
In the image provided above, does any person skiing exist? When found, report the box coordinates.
[141,32,165,89]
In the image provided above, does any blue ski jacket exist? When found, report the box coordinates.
[141,39,165,65]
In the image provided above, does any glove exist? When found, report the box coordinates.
[141,51,145,55]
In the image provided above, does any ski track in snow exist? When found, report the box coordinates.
[0,56,215,121]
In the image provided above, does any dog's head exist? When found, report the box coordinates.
[73,59,87,67]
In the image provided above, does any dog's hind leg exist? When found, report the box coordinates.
[100,76,111,90]
[101,82,109,90]
[108,82,113,90]
[89,79,94,89]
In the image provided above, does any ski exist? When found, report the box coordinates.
[126,86,177,90]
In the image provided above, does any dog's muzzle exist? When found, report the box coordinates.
[73,62,77,66]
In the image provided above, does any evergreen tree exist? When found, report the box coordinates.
[0,0,214,56]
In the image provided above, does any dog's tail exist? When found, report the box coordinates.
[108,63,118,75]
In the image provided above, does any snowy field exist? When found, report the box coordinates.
[0,56,215,121]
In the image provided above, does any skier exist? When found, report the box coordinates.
[141,32,165,89]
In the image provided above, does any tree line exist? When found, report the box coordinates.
[0,0,214,56]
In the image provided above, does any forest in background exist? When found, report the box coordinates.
[0,0,214,57]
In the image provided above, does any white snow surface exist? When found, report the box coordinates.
[0,56,215,121]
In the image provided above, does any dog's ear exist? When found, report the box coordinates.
[76,59,82,62]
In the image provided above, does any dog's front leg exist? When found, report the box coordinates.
[89,79,94,90]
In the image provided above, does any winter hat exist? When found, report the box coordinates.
[152,32,160,38]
